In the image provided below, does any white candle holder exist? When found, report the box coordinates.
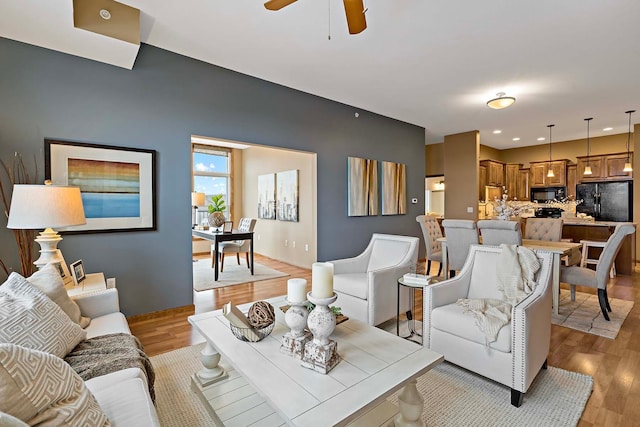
[280,299,312,359]
[301,292,340,374]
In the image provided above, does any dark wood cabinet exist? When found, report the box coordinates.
[566,164,577,198]
[529,160,570,187]
[576,152,633,183]
[480,160,505,187]
[576,156,605,180]
[505,163,522,200]
[479,165,487,201]
[516,168,530,201]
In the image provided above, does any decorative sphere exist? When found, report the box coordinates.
[248,301,275,329]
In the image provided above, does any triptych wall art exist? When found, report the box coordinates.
[348,156,406,217]
[258,170,299,222]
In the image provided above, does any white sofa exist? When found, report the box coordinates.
[72,288,160,427]
[329,233,419,326]
[423,244,553,407]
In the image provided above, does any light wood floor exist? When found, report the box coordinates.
[128,254,640,426]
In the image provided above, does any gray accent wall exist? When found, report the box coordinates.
[0,38,425,316]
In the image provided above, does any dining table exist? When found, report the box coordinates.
[192,228,254,281]
[437,237,582,316]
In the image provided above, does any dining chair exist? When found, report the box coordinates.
[211,218,257,271]
[560,223,635,320]
[416,215,443,276]
[524,217,582,266]
[477,220,522,246]
[441,219,479,278]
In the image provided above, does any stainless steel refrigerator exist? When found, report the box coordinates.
[575,181,633,222]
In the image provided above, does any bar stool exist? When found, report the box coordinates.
[580,239,616,278]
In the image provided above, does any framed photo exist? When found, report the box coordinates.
[257,173,276,220]
[70,260,86,286]
[45,139,156,234]
[222,221,233,233]
[54,249,73,287]
[276,169,299,222]
[348,157,379,216]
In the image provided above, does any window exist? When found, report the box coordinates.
[192,144,231,225]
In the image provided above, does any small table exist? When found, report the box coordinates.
[188,295,443,426]
[192,229,254,281]
[65,272,106,297]
[396,276,432,341]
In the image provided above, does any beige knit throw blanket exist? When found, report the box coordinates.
[457,244,541,345]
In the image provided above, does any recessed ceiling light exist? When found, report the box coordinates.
[512,137,520,141]
[537,137,545,141]
[99,9,111,20]
[493,130,502,134]
[603,127,613,131]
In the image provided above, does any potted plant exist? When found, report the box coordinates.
[207,194,226,228]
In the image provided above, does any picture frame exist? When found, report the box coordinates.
[348,156,379,216]
[222,221,233,233]
[257,173,276,220]
[276,169,299,222]
[381,160,407,215]
[45,139,156,234]
[70,260,86,286]
[54,249,73,287]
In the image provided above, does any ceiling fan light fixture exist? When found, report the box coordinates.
[486,92,516,110]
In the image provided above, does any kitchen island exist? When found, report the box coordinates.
[562,221,636,275]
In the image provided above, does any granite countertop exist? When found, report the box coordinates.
[563,220,636,227]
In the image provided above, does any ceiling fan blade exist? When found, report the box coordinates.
[343,0,367,34]
[264,0,298,11]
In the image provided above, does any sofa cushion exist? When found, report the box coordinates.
[0,273,86,358]
[27,263,91,328]
[85,312,131,339]
[86,370,159,427]
[333,273,368,300]
[431,303,512,353]
[0,343,109,426]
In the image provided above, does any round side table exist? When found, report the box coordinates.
[396,276,435,342]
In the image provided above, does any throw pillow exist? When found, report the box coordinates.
[27,263,91,328]
[0,343,110,426]
[0,273,86,358]
[0,412,29,427]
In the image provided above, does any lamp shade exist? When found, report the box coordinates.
[7,184,86,229]
[191,192,205,207]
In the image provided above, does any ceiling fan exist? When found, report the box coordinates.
[264,0,367,35]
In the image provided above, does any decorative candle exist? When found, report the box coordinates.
[311,262,334,298]
[287,278,307,303]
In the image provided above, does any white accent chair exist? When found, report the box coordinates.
[329,233,419,326]
[478,220,522,246]
[560,223,635,320]
[423,244,553,407]
[442,219,479,278]
[416,215,443,276]
[211,218,257,271]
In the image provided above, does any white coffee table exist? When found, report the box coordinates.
[188,296,443,426]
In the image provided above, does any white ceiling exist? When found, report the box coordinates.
[2,0,640,149]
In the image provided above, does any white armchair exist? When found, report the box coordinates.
[329,233,419,326]
[423,244,553,407]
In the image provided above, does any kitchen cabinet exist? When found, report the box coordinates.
[529,160,570,187]
[566,164,577,198]
[480,160,505,187]
[479,164,487,201]
[576,152,633,182]
[505,163,522,200]
[516,168,530,201]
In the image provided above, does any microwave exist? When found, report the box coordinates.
[530,186,566,202]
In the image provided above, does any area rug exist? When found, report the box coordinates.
[151,343,592,427]
[553,289,634,339]
[193,259,288,292]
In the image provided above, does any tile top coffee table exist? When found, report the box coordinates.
[188,295,443,426]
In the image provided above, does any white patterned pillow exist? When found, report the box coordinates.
[0,273,86,358]
[0,343,110,426]
[27,263,91,328]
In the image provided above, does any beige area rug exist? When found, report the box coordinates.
[151,343,592,427]
[553,289,634,339]
[193,259,288,292]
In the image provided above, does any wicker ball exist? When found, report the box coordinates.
[248,301,275,329]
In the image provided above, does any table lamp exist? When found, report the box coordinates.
[191,192,205,228]
[7,183,86,270]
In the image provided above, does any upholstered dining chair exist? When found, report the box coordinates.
[329,233,419,326]
[477,220,522,246]
[423,244,553,407]
[560,223,635,321]
[525,217,581,266]
[211,218,257,271]
[441,220,479,278]
[416,215,443,276]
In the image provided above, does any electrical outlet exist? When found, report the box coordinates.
[467,206,474,213]
[285,239,288,247]
[305,244,309,252]
[257,234,261,240]
[106,278,116,289]
[292,241,296,248]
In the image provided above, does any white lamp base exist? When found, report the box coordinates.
[33,227,64,269]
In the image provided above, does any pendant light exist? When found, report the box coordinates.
[546,124,555,178]
[584,118,593,175]
[623,110,635,172]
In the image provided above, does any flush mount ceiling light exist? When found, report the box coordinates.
[546,124,555,178]
[512,137,520,141]
[623,110,635,172]
[584,117,593,175]
[486,92,516,110]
